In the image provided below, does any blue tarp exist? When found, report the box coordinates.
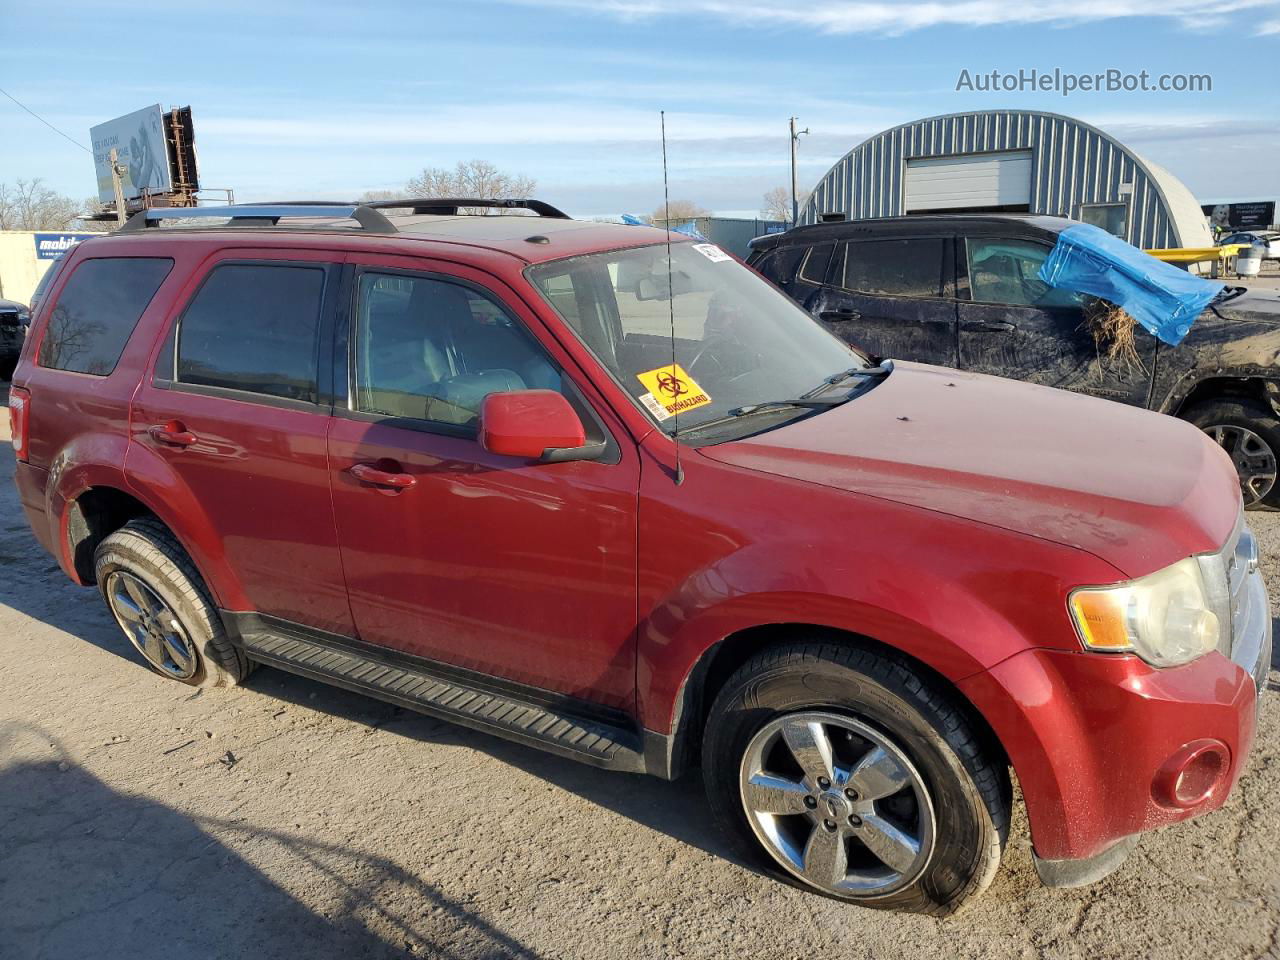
[621,214,708,241]
[1038,223,1225,346]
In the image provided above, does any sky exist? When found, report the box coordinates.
[2,0,1278,219]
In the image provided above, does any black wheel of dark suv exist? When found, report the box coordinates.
[702,641,1009,916]
[1184,399,1280,509]
[94,518,254,687]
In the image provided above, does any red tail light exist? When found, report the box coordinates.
[8,386,30,462]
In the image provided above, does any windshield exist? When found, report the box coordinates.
[527,242,868,437]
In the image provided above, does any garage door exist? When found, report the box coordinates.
[904,151,1033,213]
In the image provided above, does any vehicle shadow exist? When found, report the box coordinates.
[0,720,546,960]
[243,666,734,865]
[0,445,738,875]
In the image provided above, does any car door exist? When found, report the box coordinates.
[809,235,958,366]
[325,255,640,710]
[130,250,356,636]
[956,235,1156,406]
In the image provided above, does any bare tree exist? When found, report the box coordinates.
[762,185,808,223]
[648,199,710,225]
[0,179,92,230]
[404,161,537,214]
[356,189,401,203]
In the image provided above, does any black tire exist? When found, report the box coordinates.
[93,518,253,687]
[702,641,1009,916]
[1183,398,1280,509]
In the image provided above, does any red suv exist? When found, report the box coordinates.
[9,199,1271,914]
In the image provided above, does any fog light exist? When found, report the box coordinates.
[1152,740,1231,809]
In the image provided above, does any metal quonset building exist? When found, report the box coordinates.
[800,110,1213,250]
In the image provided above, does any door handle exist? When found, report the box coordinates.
[349,463,416,490]
[147,422,198,447]
[819,309,861,321]
[962,320,1017,333]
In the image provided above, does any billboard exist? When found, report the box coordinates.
[33,233,95,260]
[1202,201,1276,231]
[90,105,173,204]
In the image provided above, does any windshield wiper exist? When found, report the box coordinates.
[675,398,844,439]
[803,360,894,397]
[675,363,893,440]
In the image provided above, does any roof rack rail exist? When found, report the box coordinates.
[120,203,398,234]
[362,198,571,219]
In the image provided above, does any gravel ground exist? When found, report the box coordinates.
[0,414,1278,960]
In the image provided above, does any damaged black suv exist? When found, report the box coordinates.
[748,214,1280,507]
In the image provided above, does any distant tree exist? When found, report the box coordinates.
[762,185,808,223]
[356,189,402,203]
[0,178,92,230]
[648,199,710,225]
[404,160,537,214]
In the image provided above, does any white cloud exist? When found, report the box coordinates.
[496,0,1280,34]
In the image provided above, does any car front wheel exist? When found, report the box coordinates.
[702,641,1009,915]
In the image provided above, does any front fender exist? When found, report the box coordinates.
[635,474,1126,735]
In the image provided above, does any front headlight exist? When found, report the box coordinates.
[1069,557,1221,667]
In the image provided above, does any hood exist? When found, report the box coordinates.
[700,362,1240,577]
[1211,286,1280,323]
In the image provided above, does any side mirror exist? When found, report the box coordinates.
[479,390,601,462]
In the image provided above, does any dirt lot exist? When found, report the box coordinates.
[0,417,1278,960]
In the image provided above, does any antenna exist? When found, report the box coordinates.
[661,110,684,486]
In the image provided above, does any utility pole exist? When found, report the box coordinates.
[108,148,128,227]
[789,117,809,225]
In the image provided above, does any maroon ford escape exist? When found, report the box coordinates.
[8,200,1271,914]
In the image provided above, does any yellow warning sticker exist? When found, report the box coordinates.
[636,364,712,419]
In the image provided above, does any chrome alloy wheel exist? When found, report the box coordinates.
[105,571,198,680]
[739,711,935,898]
[1204,423,1277,507]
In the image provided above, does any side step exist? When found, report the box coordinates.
[235,624,646,773]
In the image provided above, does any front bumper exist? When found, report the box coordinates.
[959,561,1268,872]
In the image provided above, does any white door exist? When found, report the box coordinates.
[904,152,1033,213]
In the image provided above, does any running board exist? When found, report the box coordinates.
[232,619,646,773]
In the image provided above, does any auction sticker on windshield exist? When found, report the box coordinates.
[692,243,732,263]
[637,364,712,420]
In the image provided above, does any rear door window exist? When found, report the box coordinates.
[174,263,326,403]
[836,238,946,298]
[37,257,173,375]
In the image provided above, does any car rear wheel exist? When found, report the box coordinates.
[1184,399,1280,509]
[94,518,253,687]
[702,641,1009,915]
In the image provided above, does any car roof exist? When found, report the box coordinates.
[749,213,1074,252]
[98,210,679,266]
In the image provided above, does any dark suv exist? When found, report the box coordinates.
[0,297,30,381]
[8,200,1269,915]
[748,215,1280,507]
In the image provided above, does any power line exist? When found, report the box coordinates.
[0,86,91,153]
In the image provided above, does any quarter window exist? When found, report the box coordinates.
[837,239,945,297]
[353,272,561,428]
[37,257,173,375]
[176,263,325,403]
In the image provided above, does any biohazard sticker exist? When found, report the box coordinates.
[636,364,712,418]
[692,243,732,263]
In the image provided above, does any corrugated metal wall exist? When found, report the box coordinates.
[801,111,1184,249]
